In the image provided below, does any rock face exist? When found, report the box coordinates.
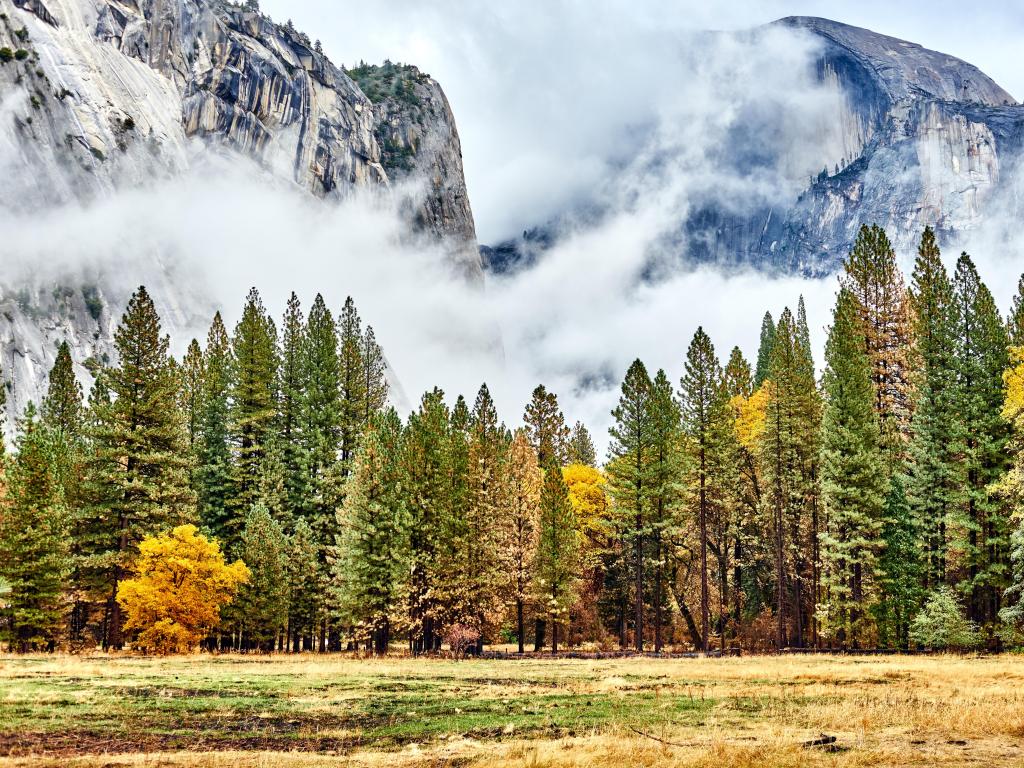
[748,17,1023,273]
[484,17,1024,276]
[0,0,479,433]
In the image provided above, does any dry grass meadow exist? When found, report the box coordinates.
[1,652,1023,767]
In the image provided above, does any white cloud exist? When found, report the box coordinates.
[261,0,1024,244]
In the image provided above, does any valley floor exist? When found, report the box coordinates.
[0,653,1022,767]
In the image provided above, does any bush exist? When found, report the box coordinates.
[14,49,29,61]
[0,48,13,64]
[910,587,981,651]
[443,623,481,660]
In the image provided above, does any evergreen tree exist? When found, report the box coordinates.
[303,294,342,532]
[498,429,542,653]
[179,339,205,450]
[460,384,507,649]
[334,408,408,653]
[80,286,195,648]
[403,388,452,653]
[229,288,279,537]
[905,227,960,590]
[648,369,684,651]
[286,517,320,652]
[362,325,389,423]
[233,503,289,650]
[724,346,753,400]
[818,288,887,647]
[338,296,367,477]
[533,456,579,652]
[524,385,570,466]
[754,312,775,388]
[679,329,724,651]
[196,313,234,543]
[841,224,913,456]
[606,359,653,650]
[567,421,597,467]
[0,407,70,651]
[874,477,922,648]
[951,252,1011,630]
[278,292,309,526]
[41,341,83,437]
[1008,273,1024,347]
[760,307,820,648]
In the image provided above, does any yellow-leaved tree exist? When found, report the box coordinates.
[116,525,249,654]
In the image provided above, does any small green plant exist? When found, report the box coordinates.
[15,27,28,41]
[910,587,982,650]
[14,48,29,61]
[82,286,103,321]
[0,47,13,64]
[30,94,40,109]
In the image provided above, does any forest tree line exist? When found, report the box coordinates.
[3,224,1024,653]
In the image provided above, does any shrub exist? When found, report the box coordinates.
[0,48,13,64]
[14,48,29,61]
[443,623,481,660]
[910,587,981,650]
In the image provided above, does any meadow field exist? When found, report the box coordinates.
[0,653,1022,767]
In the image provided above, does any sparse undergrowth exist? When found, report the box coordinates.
[1,654,1023,767]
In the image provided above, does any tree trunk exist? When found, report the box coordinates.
[534,618,545,652]
[517,600,525,654]
[699,445,709,652]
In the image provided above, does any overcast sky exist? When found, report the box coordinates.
[260,0,1024,244]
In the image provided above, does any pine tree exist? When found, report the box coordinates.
[818,288,887,647]
[533,456,579,652]
[760,307,820,648]
[951,252,1011,631]
[403,388,452,652]
[841,224,913,456]
[524,385,570,466]
[679,329,723,651]
[725,346,753,400]
[334,408,408,653]
[278,292,309,526]
[80,286,196,648]
[606,359,653,650]
[338,296,367,477]
[648,369,684,651]
[233,503,290,651]
[754,312,776,388]
[460,384,507,649]
[41,341,83,437]
[362,325,389,422]
[567,421,597,467]
[40,345,86,641]
[229,288,279,537]
[196,313,234,544]
[875,477,922,648]
[179,340,205,450]
[303,294,342,532]
[497,429,542,653]
[905,227,960,590]
[1008,273,1024,347]
[286,517,320,652]
[0,407,71,651]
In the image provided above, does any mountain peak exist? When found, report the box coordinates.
[775,16,1017,107]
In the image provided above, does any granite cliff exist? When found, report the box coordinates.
[0,0,478,430]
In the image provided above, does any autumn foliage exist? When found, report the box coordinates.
[116,525,249,654]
